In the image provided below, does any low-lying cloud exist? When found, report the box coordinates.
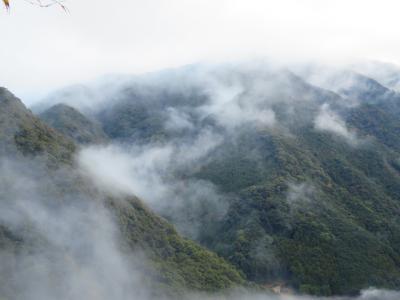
[0,153,399,300]
[314,104,359,145]
[200,80,277,129]
[0,158,155,300]
[286,181,316,208]
[17,60,400,299]
[77,131,229,239]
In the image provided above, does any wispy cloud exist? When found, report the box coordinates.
[314,104,359,145]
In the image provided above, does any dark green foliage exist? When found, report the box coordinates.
[0,88,245,295]
[199,125,400,295]
[14,119,76,166]
[62,68,400,296]
[10,65,400,296]
[0,88,75,166]
[196,132,278,192]
[108,197,244,292]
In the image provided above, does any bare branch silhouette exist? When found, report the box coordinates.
[2,0,67,11]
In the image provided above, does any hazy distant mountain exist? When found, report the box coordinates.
[39,103,108,145]
[351,60,400,92]
[301,66,400,108]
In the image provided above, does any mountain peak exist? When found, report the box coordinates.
[0,89,75,165]
[0,87,29,114]
[39,103,108,145]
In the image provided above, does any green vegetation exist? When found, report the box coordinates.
[0,88,245,295]
[39,104,108,145]
[14,119,76,166]
[197,124,400,295]
[78,69,400,296]
[5,64,400,296]
[108,197,244,293]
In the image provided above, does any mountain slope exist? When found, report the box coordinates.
[35,63,400,296]
[0,87,75,165]
[0,88,244,298]
[202,127,400,295]
[39,103,108,145]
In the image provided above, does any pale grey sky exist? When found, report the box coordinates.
[1,0,400,104]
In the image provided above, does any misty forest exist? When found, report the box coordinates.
[1,1,400,300]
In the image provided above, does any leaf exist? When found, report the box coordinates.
[2,0,10,9]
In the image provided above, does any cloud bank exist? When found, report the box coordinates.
[314,104,359,145]
[3,0,400,104]
[0,158,154,300]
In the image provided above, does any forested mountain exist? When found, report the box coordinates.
[35,63,400,296]
[39,103,108,145]
[0,88,244,299]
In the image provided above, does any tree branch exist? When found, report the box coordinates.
[3,0,68,11]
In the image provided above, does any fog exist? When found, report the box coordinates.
[314,104,359,145]
[1,64,400,298]
[1,0,400,298]
[0,155,398,300]
[286,182,316,207]
[77,136,229,239]
[64,60,379,241]
[0,157,157,300]
[3,0,400,104]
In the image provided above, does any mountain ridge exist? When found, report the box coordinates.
[0,88,245,298]
[36,63,400,295]
[39,103,108,145]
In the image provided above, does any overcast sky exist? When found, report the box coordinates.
[2,0,400,104]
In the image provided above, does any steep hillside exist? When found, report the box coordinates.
[0,88,76,166]
[41,64,400,296]
[0,88,244,298]
[200,126,400,295]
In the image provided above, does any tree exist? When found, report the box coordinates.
[2,0,67,11]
